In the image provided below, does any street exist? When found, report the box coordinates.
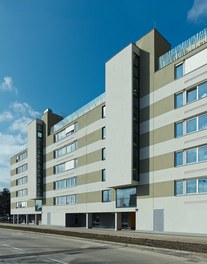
[0,228,206,264]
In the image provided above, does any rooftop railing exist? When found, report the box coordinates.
[51,92,105,133]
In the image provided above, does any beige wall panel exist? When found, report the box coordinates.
[140,95,173,123]
[78,171,101,185]
[45,167,53,177]
[138,180,174,199]
[11,203,16,209]
[10,156,17,165]
[86,105,102,126]
[11,169,16,177]
[11,180,16,187]
[46,182,53,191]
[45,151,53,162]
[46,198,54,206]
[46,135,54,146]
[140,123,174,149]
[79,191,101,204]
[11,191,16,198]
[27,200,35,207]
[77,115,86,130]
[78,129,101,148]
[140,152,174,173]
[78,150,101,167]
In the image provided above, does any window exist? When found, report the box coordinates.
[16,201,27,208]
[175,113,207,137]
[35,200,42,211]
[175,122,183,137]
[175,177,207,196]
[175,152,183,166]
[54,141,77,158]
[54,163,65,174]
[55,195,77,205]
[175,145,207,166]
[37,131,43,138]
[102,148,106,160]
[102,190,111,202]
[198,114,207,130]
[175,93,183,108]
[186,148,197,164]
[187,88,197,103]
[66,177,77,188]
[102,105,106,118]
[186,179,197,194]
[16,151,27,162]
[175,181,183,195]
[102,127,106,139]
[198,178,207,193]
[116,187,136,208]
[16,164,27,174]
[54,123,77,142]
[186,118,197,133]
[16,176,27,186]
[198,82,207,99]
[198,145,207,162]
[65,159,78,170]
[175,63,184,79]
[16,189,27,197]
[102,169,106,181]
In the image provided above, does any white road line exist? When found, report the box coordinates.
[46,257,67,264]
[2,244,23,251]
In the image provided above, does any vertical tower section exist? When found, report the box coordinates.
[27,119,44,201]
[106,43,140,187]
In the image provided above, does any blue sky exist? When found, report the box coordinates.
[0,0,207,189]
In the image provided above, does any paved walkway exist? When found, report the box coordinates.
[1,223,207,245]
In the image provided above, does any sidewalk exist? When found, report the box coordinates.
[0,223,207,253]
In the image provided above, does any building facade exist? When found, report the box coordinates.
[10,28,207,234]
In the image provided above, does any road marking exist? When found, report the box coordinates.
[46,257,67,264]
[2,244,23,251]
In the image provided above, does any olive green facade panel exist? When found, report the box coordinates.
[11,203,16,209]
[45,167,53,177]
[11,180,16,188]
[137,180,174,199]
[78,150,101,167]
[140,95,174,123]
[140,152,174,173]
[46,198,54,206]
[78,191,101,204]
[140,124,174,148]
[44,182,54,192]
[11,169,16,177]
[11,191,16,198]
[78,171,102,186]
[10,156,17,165]
[45,151,53,162]
[27,200,35,208]
[78,129,102,149]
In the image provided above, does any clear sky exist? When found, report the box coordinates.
[0,0,207,189]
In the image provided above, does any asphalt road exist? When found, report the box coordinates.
[0,228,206,264]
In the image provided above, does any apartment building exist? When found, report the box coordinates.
[11,28,207,234]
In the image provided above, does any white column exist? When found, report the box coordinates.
[115,212,122,231]
[86,213,92,229]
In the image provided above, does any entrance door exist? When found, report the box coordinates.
[130,212,135,230]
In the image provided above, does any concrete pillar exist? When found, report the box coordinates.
[17,215,19,224]
[86,213,92,229]
[115,212,122,231]
[13,215,15,224]
[35,214,37,225]
[26,214,29,225]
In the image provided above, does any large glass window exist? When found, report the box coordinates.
[175,93,183,108]
[186,148,197,164]
[116,187,136,208]
[186,179,197,194]
[198,114,207,130]
[175,122,183,137]
[175,63,183,79]
[175,152,183,166]
[175,181,183,195]
[16,164,27,174]
[54,163,65,174]
[187,88,197,103]
[186,118,197,133]
[198,178,207,193]
[102,190,111,202]
[198,82,207,99]
[198,146,207,162]
[16,176,27,186]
